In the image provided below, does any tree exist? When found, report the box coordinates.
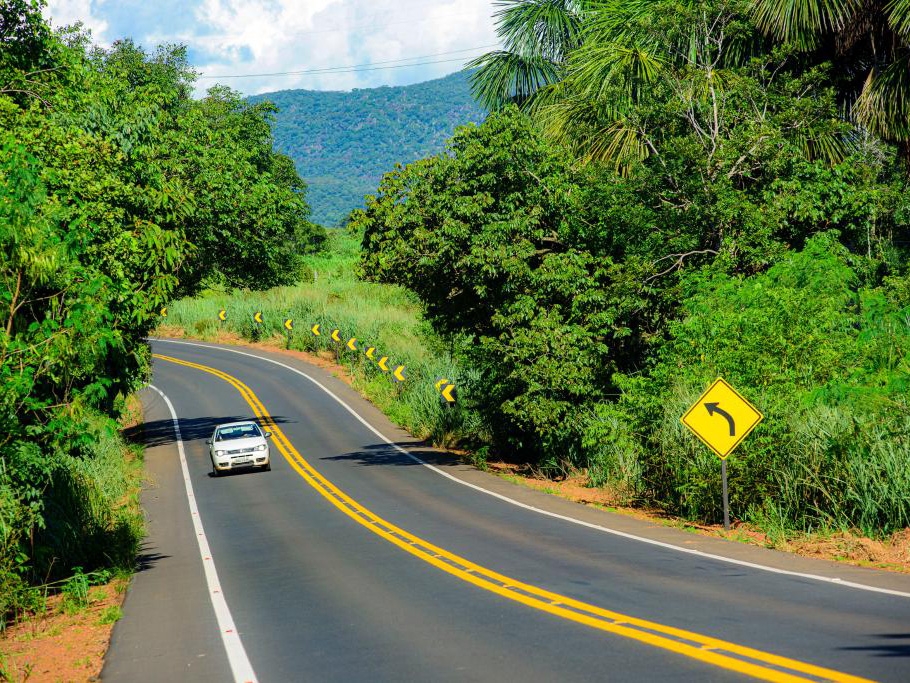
[0,2,323,601]
[468,0,587,111]
[751,0,910,146]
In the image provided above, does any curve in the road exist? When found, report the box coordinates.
[154,339,910,601]
[153,352,872,683]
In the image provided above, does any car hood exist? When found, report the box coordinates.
[212,436,266,451]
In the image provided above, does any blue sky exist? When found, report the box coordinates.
[43,0,501,96]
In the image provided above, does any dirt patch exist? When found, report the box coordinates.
[0,579,127,682]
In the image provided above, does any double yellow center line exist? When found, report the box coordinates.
[153,353,873,683]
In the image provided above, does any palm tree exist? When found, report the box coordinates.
[467,0,588,111]
[471,0,760,169]
[750,0,910,143]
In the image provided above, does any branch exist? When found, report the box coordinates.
[643,249,718,284]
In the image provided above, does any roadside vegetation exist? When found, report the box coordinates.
[161,230,480,448]
[5,1,910,646]
[0,0,323,631]
[353,0,910,538]
[166,0,910,545]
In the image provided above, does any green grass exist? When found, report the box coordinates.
[162,230,483,447]
[97,605,122,625]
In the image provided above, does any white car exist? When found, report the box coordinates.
[207,421,272,475]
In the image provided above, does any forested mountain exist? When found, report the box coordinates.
[252,71,485,227]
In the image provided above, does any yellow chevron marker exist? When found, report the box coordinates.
[284,319,294,331]
[365,346,376,360]
[347,337,358,351]
[434,378,450,392]
[253,311,263,324]
[331,329,341,343]
[218,309,227,322]
[311,323,320,336]
[441,383,456,403]
[393,365,406,382]
[377,356,389,372]
[160,307,168,317]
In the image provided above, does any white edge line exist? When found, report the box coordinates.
[152,338,910,600]
[147,384,259,683]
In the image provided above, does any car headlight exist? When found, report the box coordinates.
[254,444,266,452]
[215,450,225,456]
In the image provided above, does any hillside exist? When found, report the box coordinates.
[252,71,485,227]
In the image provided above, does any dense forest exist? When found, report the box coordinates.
[0,0,322,624]
[355,0,910,535]
[251,71,485,226]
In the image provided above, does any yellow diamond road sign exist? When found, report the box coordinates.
[681,378,763,459]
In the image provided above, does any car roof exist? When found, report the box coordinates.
[214,421,260,430]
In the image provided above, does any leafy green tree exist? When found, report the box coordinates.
[356,109,633,462]
[751,0,910,145]
[0,1,323,606]
[170,85,323,292]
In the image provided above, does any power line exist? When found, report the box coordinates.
[280,10,483,38]
[198,44,497,80]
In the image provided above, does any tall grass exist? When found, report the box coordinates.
[1,410,143,630]
[163,230,483,447]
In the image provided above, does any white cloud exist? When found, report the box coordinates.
[195,0,500,96]
[44,0,502,96]
[44,0,110,44]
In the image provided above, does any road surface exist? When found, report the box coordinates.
[103,339,910,682]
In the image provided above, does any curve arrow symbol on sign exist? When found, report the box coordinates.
[365,347,376,360]
[331,329,341,343]
[347,337,358,351]
[284,319,294,331]
[378,356,389,372]
[311,323,320,336]
[218,309,227,322]
[434,378,449,392]
[705,402,736,436]
[441,383,456,403]
[253,311,263,324]
[160,307,167,317]
[393,365,405,382]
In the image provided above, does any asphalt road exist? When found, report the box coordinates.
[103,339,910,682]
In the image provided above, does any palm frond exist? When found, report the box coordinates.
[750,0,861,49]
[536,92,648,170]
[854,50,910,140]
[494,0,586,60]
[467,51,562,111]
[568,42,664,101]
[886,0,910,40]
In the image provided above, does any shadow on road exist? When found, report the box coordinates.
[127,415,294,448]
[135,548,171,573]
[840,634,910,658]
[323,442,460,468]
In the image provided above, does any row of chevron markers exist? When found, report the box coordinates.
[159,307,455,401]
[160,306,296,332]
[310,323,416,387]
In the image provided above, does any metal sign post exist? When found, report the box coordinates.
[681,378,763,532]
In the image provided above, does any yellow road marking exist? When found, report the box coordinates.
[153,353,874,683]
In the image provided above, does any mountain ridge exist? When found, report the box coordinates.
[251,70,486,227]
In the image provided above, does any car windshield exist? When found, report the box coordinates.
[215,423,262,441]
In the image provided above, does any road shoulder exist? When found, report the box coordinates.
[101,387,232,683]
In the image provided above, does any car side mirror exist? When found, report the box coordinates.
[205,439,212,445]
[265,431,272,438]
